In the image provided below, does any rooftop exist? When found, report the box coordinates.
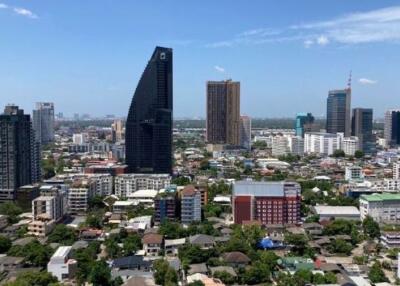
[360,193,400,202]
[313,206,360,216]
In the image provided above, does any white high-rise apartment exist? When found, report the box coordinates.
[33,102,55,145]
[304,132,341,156]
[271,135,289,157]
[72,133,88,145]
[287,136,304,156]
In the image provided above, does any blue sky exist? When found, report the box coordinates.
[1,1,400,118]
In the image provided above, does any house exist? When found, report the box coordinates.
[222,252,250,268]
[142,233,163,256]
[186,273,225,286]
[0,256,24,272]
[209,266,237,277]
[189,234,215,249]
[164,238,186,256]
[278,257,315,271]
[188,263,208,275]
[80,229,103,240]
[111,255,152,271]
[303,222,323,235]
[47,246,78,281]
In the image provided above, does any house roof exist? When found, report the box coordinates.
[222,251,250,264]
[142,233,163,244]
[112,255,152,269]
[209,266,237,277]
[164,238,186,247]
[188,263,208,275]
[182,185,197,196]
[189,234,215,245]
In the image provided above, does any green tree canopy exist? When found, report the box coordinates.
[368,261,389,283]
[0,235,12,253]
[48,224,77,245]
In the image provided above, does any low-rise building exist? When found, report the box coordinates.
[360,193,400,223]
[47,246,77,281]
[381,232,400,248]
[312,206,360,221]
[142,233,163,256]
[345,166,364,181]
[68,180,95,214]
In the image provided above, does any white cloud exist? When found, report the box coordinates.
[303,40,314,48]
[13,7,38,19]
[317,35,329,45]
[0,3,8,9]
[207,6,400,48]
[214,65,225,73]
[359,78,377,85]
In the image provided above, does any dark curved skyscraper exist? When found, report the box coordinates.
[125,47,173,174]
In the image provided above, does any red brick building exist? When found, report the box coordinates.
[233,181,301,226]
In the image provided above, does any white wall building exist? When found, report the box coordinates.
[87,174,113,196]
[360,193,400,223]
[47,246,77,281]
[394,163,400,180]
[271,135,289,157]
[114,174,171,198]
[304,132,341,156]
[342,136,359,156]
[345,166,364,181]
[72,133,88,145]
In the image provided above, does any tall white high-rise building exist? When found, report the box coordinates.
[342,136,359,156]
[287,136,304,156]
[271,135,289,157]
[33,102,55,145]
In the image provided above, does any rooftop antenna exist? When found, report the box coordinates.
[347,70,352,90]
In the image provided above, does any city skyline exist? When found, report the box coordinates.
[1,1,400,118]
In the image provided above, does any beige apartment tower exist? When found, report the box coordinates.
[206,80,240,146]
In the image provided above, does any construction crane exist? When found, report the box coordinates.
[347,71,352,90]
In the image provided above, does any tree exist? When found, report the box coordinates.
[159,220,186,239]
[327,239,353,255]
[354,150,364,159]
[86,212,103,228]
[48,224,77,245]
[89,195,106,210]
[323,219,357,236]
[284,233,310,256]
[0,202,22,223]
[88,260,112,286]
[332,149,345,158]
[214,271,235,285]
[73,241,100,284]
[171,176,191,186]
[123,233,142,255]
[3,271,59,286]
[7,240,53,267]
[368,261,389,283]
[294,269,313,285]
[153,259,178,285]
[324,272,337,284]
[240,261,271,284]
[0,236,11,253]
[362,216,380,239]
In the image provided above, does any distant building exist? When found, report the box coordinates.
[239,115,251,150]
[206,80,240,146]
[384,109,400,148]
[0,105,40,202]
[72,133,88,145]
[326,89,351,137]
[287,136,304,156]
[154,192,179,223]
[47,246,77,281]
[28,186,67,237]
[295,113,315,138]
[345,166,364,181]
[16,184,40,211]
[125,47,173,174]
[394,163,400,180]
[351,108,374,154]
[181,185,202,224]
[304,132,341,156]
[111,120,124,143]
[114,174,171,198]
[313,205,360,221]
[32,102,55,145]
[360,193,400,223]
[68,180,95,214]
[233,181,301,226]
[342,136,359,156]
[271,135,289,157]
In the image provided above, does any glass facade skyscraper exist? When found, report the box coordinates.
[384,109,400,148]
[352,108,375,154]
[295,112,315,137]
[125,47,173,174]
[326,89,351,137]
